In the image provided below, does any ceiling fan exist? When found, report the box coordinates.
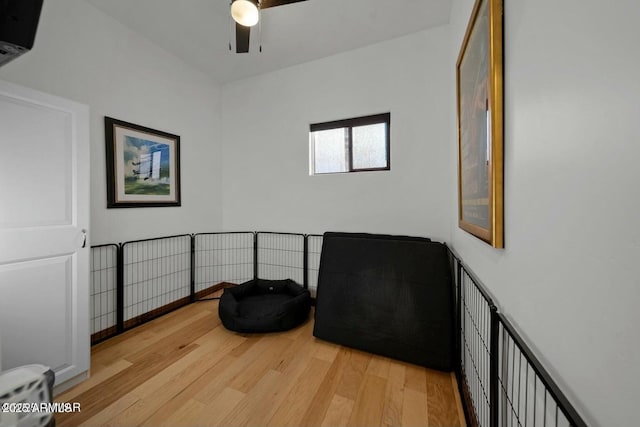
[230,0,308,53]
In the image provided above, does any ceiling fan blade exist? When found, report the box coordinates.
[260,0,307,9]
[235,23,250,53]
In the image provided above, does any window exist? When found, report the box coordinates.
[309,113,390,175]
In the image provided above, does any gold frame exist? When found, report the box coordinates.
[456,0,504,248]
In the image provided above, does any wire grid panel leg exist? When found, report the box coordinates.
[306,235,323,297]
[194,232,254,291]
[90,245,118,343]
[122,235,191,325]
[498,322,571,427]
[256,232,305,285]
[461,270,493,427]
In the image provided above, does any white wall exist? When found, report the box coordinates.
[221,26,452,240]
[450,1,640,426]
[0,0,223,245]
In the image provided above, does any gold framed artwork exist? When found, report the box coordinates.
[456,0,504,248]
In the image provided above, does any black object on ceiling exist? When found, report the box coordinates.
[0,0,43,67]
[233,0,308,54]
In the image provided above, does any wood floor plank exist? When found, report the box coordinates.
[286,316,314,340]
[427,382,464,426]
[89,328,160,368]
[160,388,246,427]
[227,335,258,358]
[381,362,406,427]
[267,357,332,427]
[320,394,355,427]
[138,334,248,425]
[298,348,350,426]
[55,299,466,427]
[312,339,341,363]
[90,307,212,366]
[124,314,214,364]
[451,373,468,427]
[189,387,246,427]
[244,335,319,426]
[228,334,292,392]
[334,348,372,401]
[366,355,391,379]
[105,328,244,426]
[193,336,274,404]
[347,374,387,426]
[57,309,221,426]
[75,393,140,427]
[56,358,132,402]
[404,362,428,393]
[425,366,456,387]
[153,398,209,427]
[56,343,199,426]
[402,387,429,427]
[270,321,315,372]
[219,369,283,426]
[144,353,239,424]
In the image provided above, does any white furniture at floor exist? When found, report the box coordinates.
[0,364,55,427]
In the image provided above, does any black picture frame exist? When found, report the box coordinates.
[105,117,181,208]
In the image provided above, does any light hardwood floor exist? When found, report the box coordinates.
[55,294,466,426]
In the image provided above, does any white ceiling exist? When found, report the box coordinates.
[85,0,452,84]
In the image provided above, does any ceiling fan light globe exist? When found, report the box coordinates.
[231,0,259,27]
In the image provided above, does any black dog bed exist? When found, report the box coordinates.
[218,278,311,333]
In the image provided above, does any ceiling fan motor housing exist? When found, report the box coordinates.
[232,0,308,53]
[231,0,259,28]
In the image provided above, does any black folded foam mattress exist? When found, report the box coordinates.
[313,232,454,371]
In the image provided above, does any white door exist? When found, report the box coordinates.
[0,79,90,386]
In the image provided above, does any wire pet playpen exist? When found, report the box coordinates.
[88,231,588,427]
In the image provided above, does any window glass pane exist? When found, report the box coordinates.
[352,123,387,169]
[312,128,348,174]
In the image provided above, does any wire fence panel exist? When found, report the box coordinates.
[194,232,254,291]
[497,315,587,427]
[306,234,323,297]
[256,232,305,285]
[121,235,191,328]
[90,244,118,344]
[450,250,497,427]
[450,248,587,427]
[461,267,494,427]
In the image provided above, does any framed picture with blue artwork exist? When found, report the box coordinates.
[105,117,181,208]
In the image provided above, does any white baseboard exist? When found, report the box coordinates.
[53,370,89,396]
